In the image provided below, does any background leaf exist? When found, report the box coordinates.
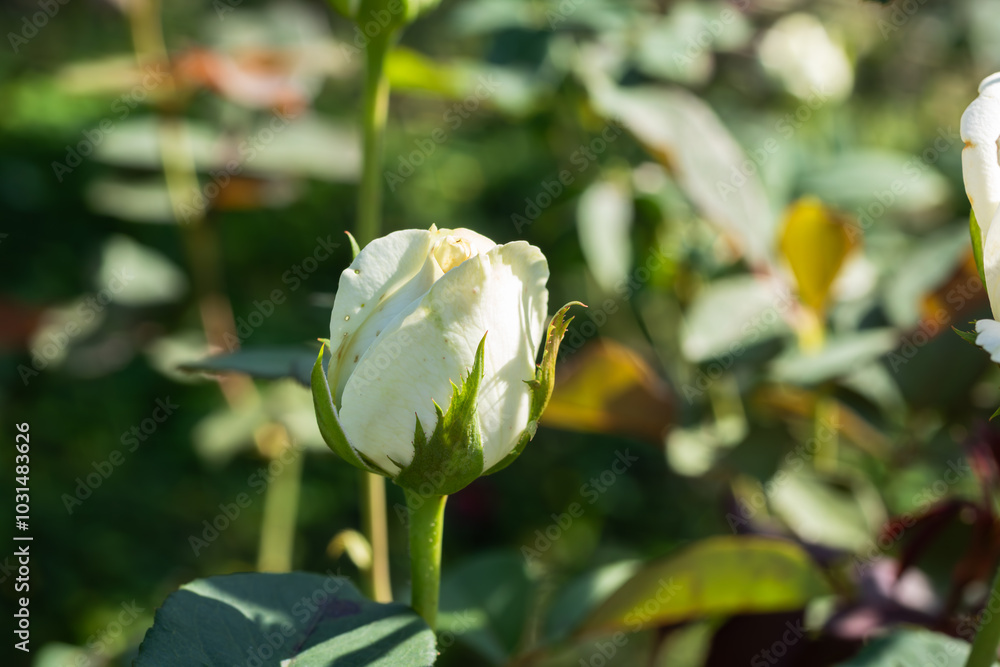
[578,536,830,635]
[136,572,436,666]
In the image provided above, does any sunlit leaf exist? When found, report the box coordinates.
[96,234,188,305]
[681,275,791,362]
[577,178,634,292]
[136,573,436,666]
[578,536,829,635]
[587,84,776,267]
[544,339,672,444]
[766,469,885,552]
[798,150,951,220]
[769,329,898,385]
[95,114,360,182]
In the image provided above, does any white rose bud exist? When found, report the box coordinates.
[962,73,1000,358]
[963,74,1000,316]
[311,225,580,495]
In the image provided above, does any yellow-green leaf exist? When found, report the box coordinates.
[578,536,830,635]
[778,197,857,314]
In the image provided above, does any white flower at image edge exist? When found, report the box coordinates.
[962,72,1000,359]
[976,319,1000,363]
[325,225,549,476]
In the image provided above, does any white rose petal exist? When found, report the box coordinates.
[961,72,1000,245]
[976,318,1000,363]
[327,226,496,405]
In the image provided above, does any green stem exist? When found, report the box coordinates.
[357,31,395,245]
[360,471,392,602]
[966,566,1000,667]
[257,443,303,572]
[409,494,447,630]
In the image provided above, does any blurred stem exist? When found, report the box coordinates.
[814,394,839,472]
[357,31,395,245]
[126,0,301,570]
[795,307,826,353]
[409,494,447,631]
[257,434,303,572]
[353,30,396,602]
[361,472,392,602]
[966,566,1000,667]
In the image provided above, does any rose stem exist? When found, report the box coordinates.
[409,494,447,630]
[354,28,397,603]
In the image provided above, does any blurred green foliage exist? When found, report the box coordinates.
[5,0,1000,664]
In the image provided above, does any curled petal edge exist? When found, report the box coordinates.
[311,340,390,476]
[484,301,587,476]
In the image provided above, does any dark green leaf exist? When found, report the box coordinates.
[136,572,437,666]
[180,346,318,386]
[438,551,534,664]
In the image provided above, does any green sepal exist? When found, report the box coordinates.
[392,335,487,496]
[485,301,585,475]
[345,231,361,260]
[991,404,1000,421]
[971,210,987,286]
[954,325,979,346]
[310,341,385,475]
